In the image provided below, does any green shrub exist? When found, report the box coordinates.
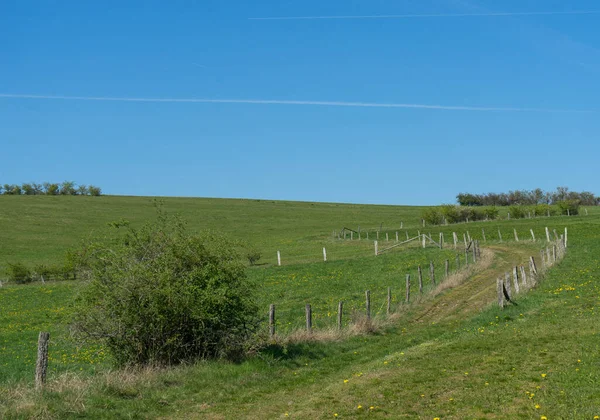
[7,263,32,284]
[482,207,499,220]
[440,205,461,224]
[71,211,259,366]
[508,206,525,219]
[422,208,443,226]
[246,249,262,266]
[558,200,580,216]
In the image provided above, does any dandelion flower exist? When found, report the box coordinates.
[343,379,349,383]
[357,405,362,409]
[541,373,547,378]
[369,406,374,410]
[535,404,541,409]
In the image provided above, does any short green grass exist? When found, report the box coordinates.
[0,196,598,418]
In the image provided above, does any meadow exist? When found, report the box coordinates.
[0,196,598,418]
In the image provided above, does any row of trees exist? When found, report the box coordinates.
[422,201,580,226]
[0,182,101,196]
[456,187,597,207]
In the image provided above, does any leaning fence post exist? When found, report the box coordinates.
[418,266,423,293]
[387,287,392,315]
[545,227,551,242]
[514,229,519,242]
[406,275,411,303]
[498,229,503,242]
[337,301,344,330]
[305,304,312,333]
[445,259,449,278]
[269,304,276,339]
[530,256,538,275]
[530,229,536,242]
[365,290,371,320]
[35,332,50,390]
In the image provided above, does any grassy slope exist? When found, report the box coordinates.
[1,196,599,418]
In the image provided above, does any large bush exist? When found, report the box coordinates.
[558,200,580,216]
[71,212,259,366]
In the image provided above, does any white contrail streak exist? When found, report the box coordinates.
[249,10,600,20]
[0,93,592,113]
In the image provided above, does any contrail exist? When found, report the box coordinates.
[0,93,592,113]
[249,10,600,20]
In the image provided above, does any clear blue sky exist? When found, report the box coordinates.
[1,0,599,205]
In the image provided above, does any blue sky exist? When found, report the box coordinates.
[1,0,599,205]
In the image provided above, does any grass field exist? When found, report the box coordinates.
[0,196,598,418]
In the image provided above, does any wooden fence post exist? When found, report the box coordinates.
[351,231,353,240]
[472,242,477,263]
[430,261,435,285]
[386,232,389,242]
[498,229,503,242]
[552,245,557,263]
[530,229,536,242]
[396,231,399,242]
[463,233,468,249]
[337,301,343,330]
[545,227,550,242]
[565,227,568,248]
[406,275,411,303]
[440,232,444,248]
[482,228,486,242]
[453,232,458,249]
[277,251,281,266]
[374,241,378,256]
[269,304,275,339]
[323,247,327,262]
[387,287,392,315]
[418,266,423,293]
[467,231,471,243]
[520,265,527,287]
[497,278,505,308]
[422,234,426,249]
[546,247,551,265]
[540,250,546,269]
[504,272,512,301]
[365,291,371,320]
[445,259,449,278]
[530,256,538,275]
[513,267,520,294]
[305,304,312,333]
[35,332,50,390]
[514,229,519,242]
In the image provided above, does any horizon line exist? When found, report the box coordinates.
[249,10,600,20]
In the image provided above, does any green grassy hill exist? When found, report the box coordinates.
[1,196,598,418]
